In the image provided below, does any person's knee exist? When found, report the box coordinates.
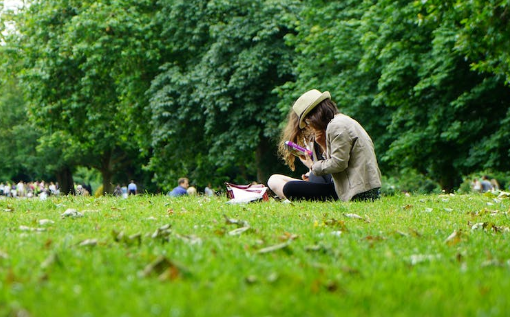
[267,174,281,192]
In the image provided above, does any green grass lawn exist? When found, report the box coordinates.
[1,193,509,317]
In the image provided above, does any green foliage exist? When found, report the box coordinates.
[2,0,510,194]
[423,0,510,84]
[0,194,509,316]
[7,0,163,192]
[356,0,510,191]
[148,0,300,189]
[284,0,510,191]
[73,166,101,189]
[279,0,392,151]
[0,77,44,181]
[381,169,442,195]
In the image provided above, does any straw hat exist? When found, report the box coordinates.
[292,89,331,129]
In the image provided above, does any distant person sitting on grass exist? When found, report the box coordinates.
[187,186,197,196]
[168,177,189,197]
[204,183,214,196]
[490,178,500,192]
[480,175,493,193]
[472,178,482,192]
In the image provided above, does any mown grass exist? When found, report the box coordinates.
[1,193,509,317]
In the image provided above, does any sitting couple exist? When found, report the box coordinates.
[268,89,381,202]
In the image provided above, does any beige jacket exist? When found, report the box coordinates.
[311,114,381,201]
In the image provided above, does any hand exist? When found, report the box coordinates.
[301,154,313,169]
[301,172,310,181]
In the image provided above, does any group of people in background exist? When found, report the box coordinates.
[0,180,59,198]
[471,175,502,193]
[113,180,139,197]
[0,177,217,199]
[167,177,215,197]
[0,181,97,198]
[110,178,215,198]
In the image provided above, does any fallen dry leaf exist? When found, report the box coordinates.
[362,235,386,242]
[61,209,84,219]
[223,214,250,227]
[324,218,348,230]
[112,230,142,247]
[481,259,504,267]
[151,224,172,242]
[174,234,202,245]
[78,239,98,247]
[228,227,251,236]
[257,240,293,254]
[38,219,54,225]
[445,230,462,246]
[279,232,299,241]
[470,222,486,231]
[139,255,190,281]
[40,253,62,269]
[408,228,422,237]
[304,245,331,254]
[395,230,409,237]
[409,254,441,265]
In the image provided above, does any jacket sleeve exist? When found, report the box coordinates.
[311,123,353,176]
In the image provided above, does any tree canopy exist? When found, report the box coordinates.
[1,0,509,193]
[148,0,299,189]
[5,0,164,193]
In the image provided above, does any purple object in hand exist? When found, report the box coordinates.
[284,141,313,159]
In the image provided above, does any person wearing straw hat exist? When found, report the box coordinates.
[275,109,333,185]
[268,89,381,202]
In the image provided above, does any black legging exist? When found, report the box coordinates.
[283,180,338,201]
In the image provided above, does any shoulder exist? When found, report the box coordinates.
[326,114,357,134]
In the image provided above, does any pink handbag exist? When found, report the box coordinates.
[225,183,269,202]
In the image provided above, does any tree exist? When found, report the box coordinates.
[10,0,164,193]
[285,0,510,191]
[148,0,300,189]
[278,0,388,146]
[418,0,510,176]
[374,0,510,190]
[0,77,42,182]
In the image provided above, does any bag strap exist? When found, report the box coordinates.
[225,182,265,189]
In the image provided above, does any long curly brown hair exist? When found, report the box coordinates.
[277,110,314,171]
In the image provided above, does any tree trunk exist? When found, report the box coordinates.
[437,163,461,193]
[99,151,114,195]
[256,136,279,184]
[56,166,75,195]
[101,169,113,195]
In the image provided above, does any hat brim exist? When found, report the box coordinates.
[298,91,331,129]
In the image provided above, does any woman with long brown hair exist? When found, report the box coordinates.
[268,89,381,202]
